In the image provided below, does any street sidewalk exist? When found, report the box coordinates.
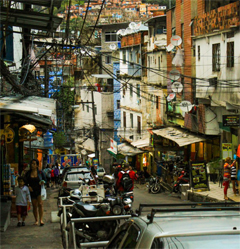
[135,181,240,203]
[0,187,63,249]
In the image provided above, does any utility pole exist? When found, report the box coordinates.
[91,89,99,165]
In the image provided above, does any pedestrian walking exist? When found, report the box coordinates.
[54,164,60,187]
[15,176,31,227]
[223,157,232,200]
[24,159,46,226]
[51,166,55,188]
[43,164,51,188]
[129,165,138,189]
[231,155,238,196]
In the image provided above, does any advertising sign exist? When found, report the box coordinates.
[222,115,240,127]
[110,138,118,154]
[222,143,232,159]
[190,161,209,190]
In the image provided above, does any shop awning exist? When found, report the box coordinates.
[152,127,206,147]
[131,137,151,149]
[77,138,95,152]
[118,143,143,156]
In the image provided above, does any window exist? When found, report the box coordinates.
[198,45,200,61]
[121,224,140,248]
[105,32,119,42]
[158,56,160,70]
[105,55,111,64]
[156,96,159,109]
[130,52,133,62]
[123,112,126,128]
[82,103,84,111]
[87,105,89,112]
[172,27,176,36]
[136,84,140,98]
[212,43,220,71]
[137,116,141,134]
[181,24,184,48]
[227,42,234,68]
[130,113,133,128]
[130,84,133,97]
[94,105,97,115]
[123,50,126,64]
[117,100,120,109]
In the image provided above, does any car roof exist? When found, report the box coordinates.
[144,211,240,236]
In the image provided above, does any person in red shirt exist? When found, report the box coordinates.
[129,166,138,190]
[116,163,131,193]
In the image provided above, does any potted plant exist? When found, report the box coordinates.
[208,158,222,183]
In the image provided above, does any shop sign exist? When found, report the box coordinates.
[0,128,15,143]
[222,115,240,127]
[190,161,209,190]
[222,143,232,159]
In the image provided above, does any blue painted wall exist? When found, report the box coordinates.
[113,62,121,144]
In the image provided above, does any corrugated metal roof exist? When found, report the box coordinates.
[118,143,143,156]
[11,0,63,8]
[152,127,206,147]
[131,137,151,148]
[0,7,63,32]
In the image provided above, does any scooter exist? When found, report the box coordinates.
[173,170,189,193]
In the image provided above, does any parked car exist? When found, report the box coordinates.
[97,167,106,179]
[106,202,240,249]
[59,166,94,196]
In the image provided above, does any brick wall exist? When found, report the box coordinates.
[197,104,205,134]
[121,33,142,47]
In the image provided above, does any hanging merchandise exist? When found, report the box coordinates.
[172,49,184,67]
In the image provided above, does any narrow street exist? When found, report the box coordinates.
[0,183,186,249]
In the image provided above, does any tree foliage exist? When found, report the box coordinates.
[53,131,67,148]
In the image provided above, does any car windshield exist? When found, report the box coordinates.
[151,234,240,249]
[65,172,92,181]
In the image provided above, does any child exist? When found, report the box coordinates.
[15,176,31,227]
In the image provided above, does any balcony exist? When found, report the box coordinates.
[194,1,240,37]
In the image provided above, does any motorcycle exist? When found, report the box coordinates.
[173,170,189,193]
[67,196,125,246]
[121,191,134,214]
[147,176,162,194]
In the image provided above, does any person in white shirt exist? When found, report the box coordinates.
[15,176,31,227]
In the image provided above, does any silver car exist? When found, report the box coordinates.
[106,202,240,249]
[59,167,94,195]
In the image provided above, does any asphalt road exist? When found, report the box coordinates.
[133,183,187,213]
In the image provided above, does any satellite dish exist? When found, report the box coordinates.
[170,35,182,46]
[121,29,126,36]
[166,43,175,52]
[117,29,123,35]
[171,82,183,93]
[109,43,117,50]
[136,22,141,29]
[167,93,176,102]
[179,101,194,112]
[125,27,132,34]
[129,22,137,30]
[169,69,180,81]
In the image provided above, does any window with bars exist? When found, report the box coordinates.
[227,42,234,68]
[105,32,119,42]
[212,43,220,72]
